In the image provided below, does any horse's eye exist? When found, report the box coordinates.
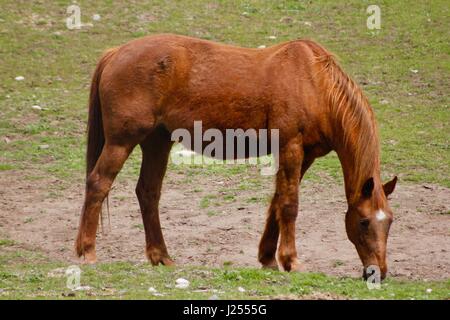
[360,219,370,229]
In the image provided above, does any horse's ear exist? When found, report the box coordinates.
[361,177,374,198]
[383,176,398,197]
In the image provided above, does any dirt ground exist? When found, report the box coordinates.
[0,169,448,280]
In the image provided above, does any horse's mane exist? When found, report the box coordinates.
[306,40,380,200]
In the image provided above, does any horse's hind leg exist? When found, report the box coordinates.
[76,143,133,263]
[136,127,174,266]
[258,197,280,269]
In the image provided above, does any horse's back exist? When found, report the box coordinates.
[99,34,325,142]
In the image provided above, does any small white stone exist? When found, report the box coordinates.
[175,278,190,289]
[237,286,246,292]
[74,285,91,291]
[257,45,266,49]
[39,144,50,150]
[92,14,101,21]
[31,105,42,111]
[268,35,277,40]
[303,21,312,26]
[410,69,419,74]
[148,287,157,293]
[15,76,25,81]
[174,149,196,157]
[426,288,432,293]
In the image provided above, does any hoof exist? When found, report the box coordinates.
[82,250,97,264]
[279,256,303,272]
[75,236,97,264]
[161,257,175,266]
[287,259,304,272]
[149,256,175,266]
[147,248,174,266]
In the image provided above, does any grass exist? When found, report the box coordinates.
[0,239,15,247]
[133,224,144,231]
[0,0,448,188]
[0,247,448,300]
[0,0,448,300]
[200,195,217,209]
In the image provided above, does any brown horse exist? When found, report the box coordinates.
[75,34,397,279]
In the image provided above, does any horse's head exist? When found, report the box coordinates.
[345,176,397,280]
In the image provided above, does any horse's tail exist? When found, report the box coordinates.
[85,48,118,232]
[86,47,117,178]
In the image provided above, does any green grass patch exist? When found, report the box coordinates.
[0,239,15,246]
[0,0,447,187]
[0,163,17,171]
[0,254,448,300]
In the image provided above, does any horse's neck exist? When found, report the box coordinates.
[316,51,382,205]
[333,129,381,204]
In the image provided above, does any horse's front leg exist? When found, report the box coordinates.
[264,135,304,271]
[259,148,313,271]
[136,128,174,266]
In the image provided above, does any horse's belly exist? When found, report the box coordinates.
[178,131,275,160]
[166,110,275,160]
[164,90,269,130]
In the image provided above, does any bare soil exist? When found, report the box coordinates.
[0,169,448,280]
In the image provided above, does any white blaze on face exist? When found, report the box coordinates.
[375,209,387,222]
